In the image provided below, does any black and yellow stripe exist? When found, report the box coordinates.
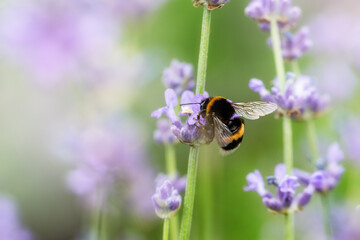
[222,122,244,151]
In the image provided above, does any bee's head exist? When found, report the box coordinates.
[200,98,210,111]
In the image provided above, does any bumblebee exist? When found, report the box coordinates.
[192,97,277,154]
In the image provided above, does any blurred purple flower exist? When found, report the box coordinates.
[245,0,301,32]
[268,27,312,60]
[155,173,187,194]
[244,164,314,213]
[0,195,33,240]
[65,119,155,217]
[0,1,119,86]
[151,88,178,123]
[102,0,168,19]
[244,170,268,196]
[193,0,231,10]
[307,61,358,102]
[152,180,181,219]
[342,117,360,163]
[296,204,360,240]
[294,142,344,194]
[310,12,360,60]
[249,74,330,120]
[162,60,195,96]
[153,119,178,144]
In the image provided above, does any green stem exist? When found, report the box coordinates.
[306,119,319,161]
[283,116,293,174]
[270,14,294,240]
[285,213,294,240]
[178,5,211,240]
[166,145,177,176]
[165,145,179,240]
[321,194,332,239]
[305,120,332,239]
[171,216,179,240]
[195,6,212,95]
[94,187,105,240]
[199,147,213,240]
[179,147,200,240]
[163,218,170,240]
[270,17,286,91]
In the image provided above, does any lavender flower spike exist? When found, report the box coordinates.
[294,142,345,194]
[268,27,313,61]
[155,173,187,194]
[244,164,313,214]
[171,90,209,145]
[245,0,301,32]
[152,180,182,219]
[244,170,268,197]
[151,88,178,123]
[153,119,178,144]
[162,60,195,96]
[249,74,329,120]
[193,0,230,10]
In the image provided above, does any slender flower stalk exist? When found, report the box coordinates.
[179,147,200,240]
[305,113,332,239]
[163,218,170,240]
[94,186,105,240]
[165,145,179,240]
[290,57,333,239]
[306,119,319,161]
[195,6,212,95]
[199,147,214,240]
[285,214,294,240]
[270,11,294,240]
[321,194,332,238]
[270,18,286,91]
[166,145,177,176]
[179,4,212,240]
[177,3,212,239]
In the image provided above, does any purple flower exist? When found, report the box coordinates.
[153,119,178,144]
[152,180,181,219]
[0,195,33,240]
[171,90,210,145]
[268,27,312,60]
[0,1,118,86]
[245,0,301,32]
[64,119,156,217]
[101,0,168,19]
[151,87,210,146]
[244,164,313,213]
[155,173,187,194]
[249,74,329,120]
[151,88,178,123]
[193,0,231,10]
[342,117,360,163]
[162,60,195,96]
[294,142,344,194]
[244,170,268,196]
[308,61,358,102]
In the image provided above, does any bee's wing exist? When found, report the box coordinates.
[232,101,278,120]
[213,115,233,147]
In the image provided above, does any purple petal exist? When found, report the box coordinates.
[165,88,178,107]
[151,107,167,119]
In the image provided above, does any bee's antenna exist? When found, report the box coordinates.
[180,102,201,106]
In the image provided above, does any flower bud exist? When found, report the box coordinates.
[152,180,181,219]
[193,0,230,10]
